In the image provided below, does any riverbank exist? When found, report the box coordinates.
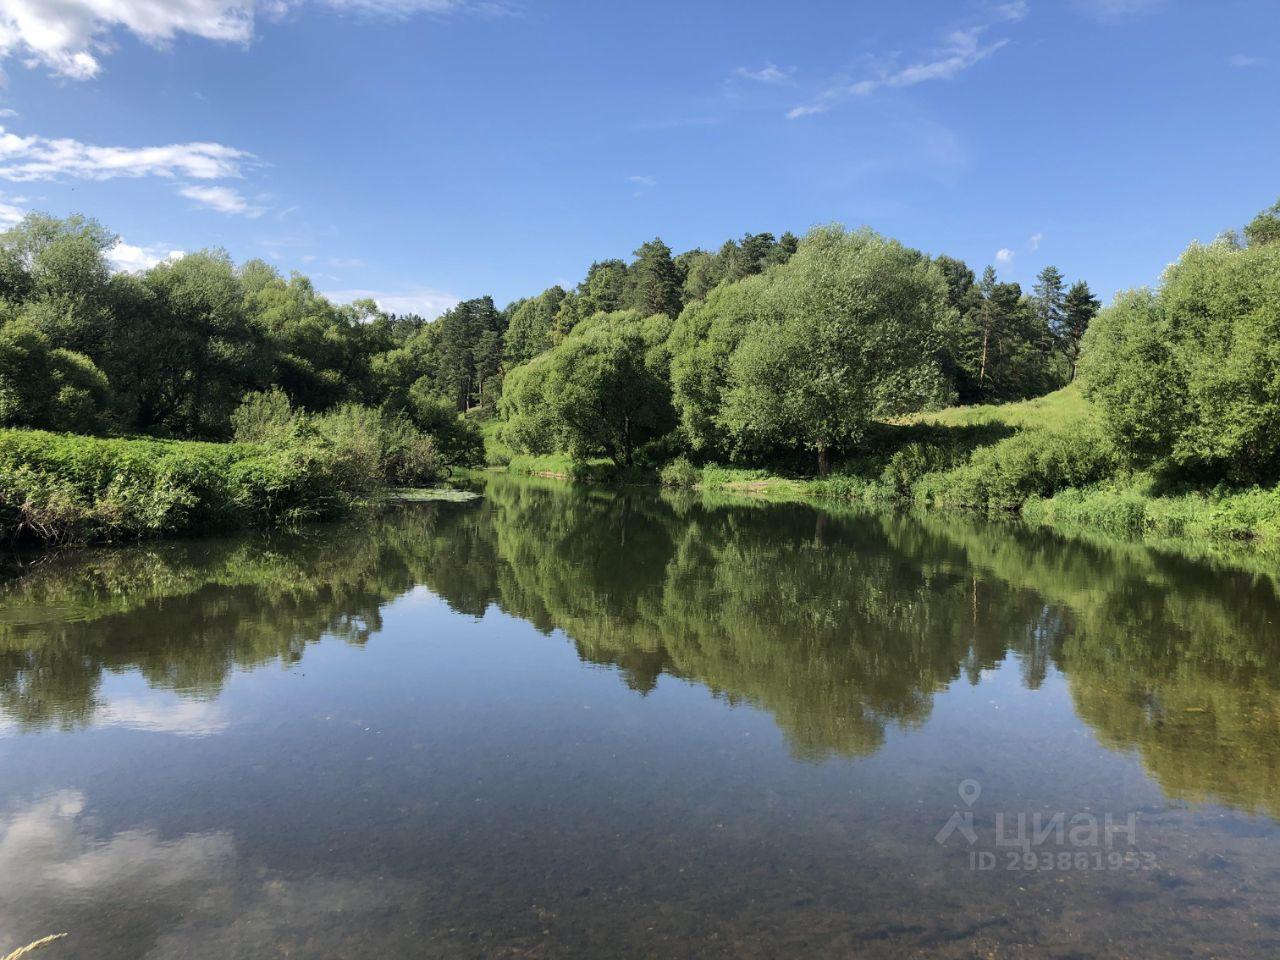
[0,429,362,543]
[494,386,1280,552]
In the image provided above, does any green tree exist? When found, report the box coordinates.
[626,238,683,318]
[433,297,505,412]
[716,227,953,474]
[1244,198,1280,247]
[668,273,770,455]
[504,285,566,363]
[142,250,271,437]
[0,319,112,432]
[1060,280,1100,381]
[500,311,674,467]
[1033,265,1066,339]
[1081,239,1280,481]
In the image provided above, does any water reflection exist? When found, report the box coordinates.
[2,474,1280,818]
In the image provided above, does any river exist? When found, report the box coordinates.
[2,473,1278,957]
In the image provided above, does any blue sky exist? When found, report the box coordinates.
[1,0,1275,315]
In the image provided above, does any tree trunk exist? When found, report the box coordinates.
[817,444,831,477]
[979,329,990,387]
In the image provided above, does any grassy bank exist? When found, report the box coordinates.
[493,385,1280,549]
[0,429,373,544]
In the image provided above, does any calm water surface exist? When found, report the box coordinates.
[2,474,1280,958]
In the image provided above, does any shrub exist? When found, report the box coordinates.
[231,387,301,444]
[313,403,444,490]
[922,427,1116,510]
[659,456,701,488]
[0,429,353,543]
[407,389,484,467]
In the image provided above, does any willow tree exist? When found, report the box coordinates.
[500,310,674,467]
[715,226,954,475]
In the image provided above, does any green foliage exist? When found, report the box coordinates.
[668,272,770,455]
[715,226,954,472]
[310,403,443,490]
[1059,280,1100,381]
[432,296,506,413]
[919,425,1116,510]
[659,456,701,488]
[1082,237,1280,482]
[0,429,350,543]
[500,310,675,467]
[1244,198,1280,248]
[626,238,683,318]
[0,319,112,433]
[405,388,484,467]
[230,386,301,443]
[504,285,566,363]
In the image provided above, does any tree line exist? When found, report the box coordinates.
[499,227,1099,473]
[0,211,1100,476]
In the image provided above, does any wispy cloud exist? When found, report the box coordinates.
[995,247,1016,265]
[787,2,1028,119]
[0,189,23,226]
[0,0,510,80]
[628,174,657,188]
[95,695,228,736]
[1073,0,1164,20]
[179,184,263,217]
[733,62,792,84]
[0,127,254,182]
[106,240,186,273]
[1229,53,1268,69]
[325,286,460,319]
[1028,231,1044,251]
[324,0,514,16]
[328,256,365,268]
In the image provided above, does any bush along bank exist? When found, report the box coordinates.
[0,392,459,544]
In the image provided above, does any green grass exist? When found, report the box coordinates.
[898,383,1095,431]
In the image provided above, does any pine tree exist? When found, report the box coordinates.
[1033,265,1067,339]
[627,238,683,318]
[1061,280,1101,381]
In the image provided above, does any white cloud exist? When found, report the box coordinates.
[787,2,1027,119]
[0,189,23,225]
[1028,231,1043,251]
[995,247,1015,265]
[0,0,256,80]
[0,791,232,921]
[0,127,253,182]
[733,62,792,84]
[324,0,506,14]
[328,256,365,268]
[179,183,262,216]
[628,174,656,188]
[786,103,828,120]
[1229,53,1267,69]
[106,239,185,273]
[0,0,507,80]
[1074,0,1163,19]
[325,286,460,318]
[94,696,228,735]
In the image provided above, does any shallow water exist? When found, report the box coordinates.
[2,473,1280,958]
